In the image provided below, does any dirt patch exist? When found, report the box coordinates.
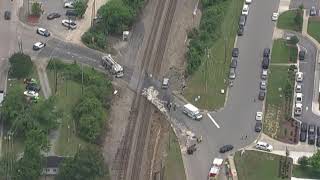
[278,118,299,144]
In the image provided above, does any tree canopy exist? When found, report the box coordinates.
[57,146,106,180]
[74,0,88,18]
[31,2,42,17]
[9,53,33,79]
[309,150,320,169]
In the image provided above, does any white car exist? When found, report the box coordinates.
[255,112,263,121]
[255,141,273,152]
[33,42,46,50]
[295,84,302,93]
[296,72,303,82]
[245,0,252,4]
[294,103,303,116]
[24,90,39,97]
[62,19,77,29]
[272,12,279,21]
[36,27,50,37]
[296,93,303,103]
[242,4,249,16]
[64,2,74,8]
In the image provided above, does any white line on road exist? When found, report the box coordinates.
[306,106,309,111]
[207,113,220,128]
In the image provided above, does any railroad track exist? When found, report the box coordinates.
[112,0,178,179]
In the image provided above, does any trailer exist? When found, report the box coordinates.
[101,54,124,78]
[183,103,202,120]
[208,158,224,180]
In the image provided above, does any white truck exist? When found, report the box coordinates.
[183,103,202,120]
[208,158,224,180]
[0,90,4,107]
[101,54,124,78]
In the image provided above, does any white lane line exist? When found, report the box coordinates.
[207,113,220,128]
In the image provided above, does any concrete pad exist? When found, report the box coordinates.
[279,0,291,13]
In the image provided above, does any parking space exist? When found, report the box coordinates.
[37,0,75,40]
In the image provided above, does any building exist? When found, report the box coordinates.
[42,156,65,176]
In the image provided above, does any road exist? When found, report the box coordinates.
[168,0,281,179]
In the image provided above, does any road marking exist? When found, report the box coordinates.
[306,106,309,111]
[207,113,220,128]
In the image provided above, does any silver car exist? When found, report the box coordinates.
[229,68,236,79]
[260,80,267,90]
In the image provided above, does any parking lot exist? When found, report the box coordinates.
[290,0,320,9]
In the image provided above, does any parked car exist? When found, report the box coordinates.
[271,12,279,21]
[296,93,303,103]
[239,15,247,27]
[66,9,77,17]
[262,57,269,69]
[255,112,263,121]
[260,80,267,90]
[0,90,4,107]
[263,48,271,57]
[294,103,303,116]
[295,84,302,93]
[26,83,41,92]
[4,11,11,20]
[261,69,268,80]
[310,6,317,16]
[255,121,262,132]
[308,135,315,145]
[258,91,265,101]
[47,12,61,20]
[238,25,244,36]
[33,42,46,50]
[219,145,234,153]
[317,126,320,137]
[229,68,236,79]
[296,72,303,82]
[64,1,74,8]
[300,122,308,142]
[232,48,239,57]
[299,50,306,60]
[37,28,51,37]
[245,0,252,4]
[161,78,169,89]
[255,141,273,152]
[62,19,77,29]
[316,137,320,147]
[230,58,237,68]
[242,4,249,16]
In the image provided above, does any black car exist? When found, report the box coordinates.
[301,122,308,132]
[238,26,244,36]
[258,91,265,101]
[308,135,315,145]
[26,83,40,92]
[299,50,305,60]
[310,6,317,16]
[219,145,234,153]
[300,131,307,142]
[262,57,270,69]
[316,137,320,147]
[232,48,239,57]
[317,126,320,136]
[66,10,77,17]
[230,58,237,68]
[255,121,262,132]
[4,11,11,20]
[263,48,270,57]
[47,12,61,20]
[308,124,316,135]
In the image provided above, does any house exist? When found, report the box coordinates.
[42,156,65,176]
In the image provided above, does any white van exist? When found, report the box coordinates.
[255,141,273,152]
[183,103,202,120]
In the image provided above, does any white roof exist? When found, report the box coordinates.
[209,166,220,175]
[37,27,46,31]
[212,158,223,166]
[184,103,199,112]
[34,42,43,46]
[295,103,302,108]
[257,141,268,146]
[296,93,303,98]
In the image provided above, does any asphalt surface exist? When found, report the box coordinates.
[290,0,320,9]
[169,0,281,179]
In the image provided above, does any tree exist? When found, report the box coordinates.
[31,2,42,17]
[298,156,309,168]
[288,35,299,45]
[57,146,106,180]
[74,0,88,18]
[294,9,303,31]
[309,150,320,168]
[9,53,33,79]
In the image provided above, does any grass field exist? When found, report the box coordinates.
[234,150,289,180]
[47,71,89,156]
[271,39,298,64]
[184,0,243,110]
[292,165,320,179]
[164,129,186,180]
[308,18,320,43]
[277,10,302,32]
[264,65,294,139]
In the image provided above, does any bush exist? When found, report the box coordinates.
[31,2,42,16]
[74,0,88,18]
[9,53,33,79]
[298,156,309,168]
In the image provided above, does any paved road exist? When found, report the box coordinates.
[169,0,281,179]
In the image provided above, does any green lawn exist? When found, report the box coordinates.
[277,10,302,32]
[308,18,320,43]
[271,39,298,64]
[164,129,186,180]
[293,165,320,179]
[47,71,89,156]
[234,150,289,180]
[264,65,294,138]
[185,0,243,110]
